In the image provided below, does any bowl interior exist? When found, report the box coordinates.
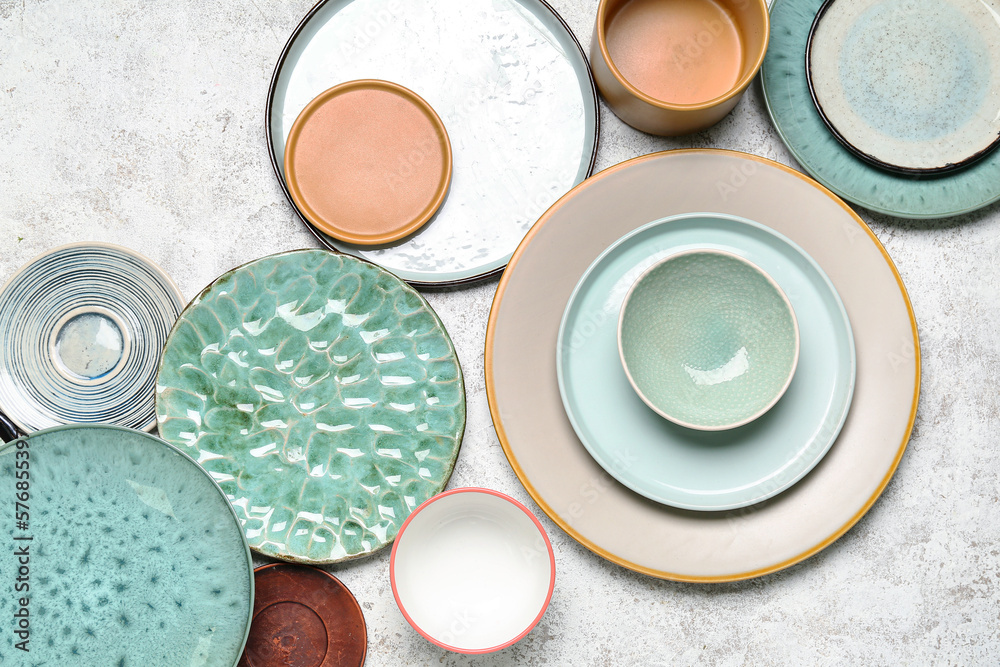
[618,250,799,430]
[600,0,769,107]
[392,490,553,653]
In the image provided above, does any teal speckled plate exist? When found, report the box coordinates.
[0,424,254,665]
[155,250,466,565]
[557,213,856,511]
[763,0,1000,218]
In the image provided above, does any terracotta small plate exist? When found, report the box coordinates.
[239,564,367,667]
[284,80,452,246]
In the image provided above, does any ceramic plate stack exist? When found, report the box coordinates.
[762,0,1000,218]
[557,212,856,511]
[486,149,919,581]
[267,0,599,286]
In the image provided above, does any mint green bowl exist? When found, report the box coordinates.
[618,250,800,431]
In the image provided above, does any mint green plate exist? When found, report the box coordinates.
[762,0,1000,219]
[557,213,856,511]
[619,251,800,431]
[155,250,466,564]
[0,424,253,665]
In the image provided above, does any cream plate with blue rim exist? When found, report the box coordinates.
[557,212,855,511]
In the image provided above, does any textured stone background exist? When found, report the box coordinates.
[1,0,998,664]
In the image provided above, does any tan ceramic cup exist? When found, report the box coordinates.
[591,0,770,136]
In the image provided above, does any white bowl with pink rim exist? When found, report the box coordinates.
[390,487,556,654]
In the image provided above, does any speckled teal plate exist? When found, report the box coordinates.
[0,424,254,665]
[763,0,1000,218]
[557,213,856,511]
[155,250,466,564]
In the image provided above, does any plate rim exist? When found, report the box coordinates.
[555,211,856,511]
[484,148,920,583]
[803,0,1000,176]
[264,0,601,288]
[761,0,1000,219]
[0,241,185,435]
[154,247,468,565]
[1,422,256,665]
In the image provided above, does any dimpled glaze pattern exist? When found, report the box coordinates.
[155,250,465,564]
[620,252,798,429]
[0,243,184,433]
[763,0,1000,218]
[0,425,253,665]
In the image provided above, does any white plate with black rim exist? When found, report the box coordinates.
[266,0,599,287]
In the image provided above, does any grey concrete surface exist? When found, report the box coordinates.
[1,0,998,664]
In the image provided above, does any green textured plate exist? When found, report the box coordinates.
[155,250,466,565]
[762,0,1000,219]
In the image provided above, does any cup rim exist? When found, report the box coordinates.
[595,0,771,111]
[389,487,556,654]
[617,248,801,431]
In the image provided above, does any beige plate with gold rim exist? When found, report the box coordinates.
[485,149,919,582]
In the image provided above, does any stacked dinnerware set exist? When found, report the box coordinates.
[3,0,997,662]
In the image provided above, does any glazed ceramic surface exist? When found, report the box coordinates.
[0,243,184,434]
[559,213,850,510]
[267,0,599,286]
[591,0,769,135]
[390,488,555,654]
[238,564,366,667]
[0,425,254,664]
[807,0,1000,174]
[763,0,1000,218]
[618,249,799,430]
[487,150,919,581]
[284,80,452,245]
[155,250,466,564]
